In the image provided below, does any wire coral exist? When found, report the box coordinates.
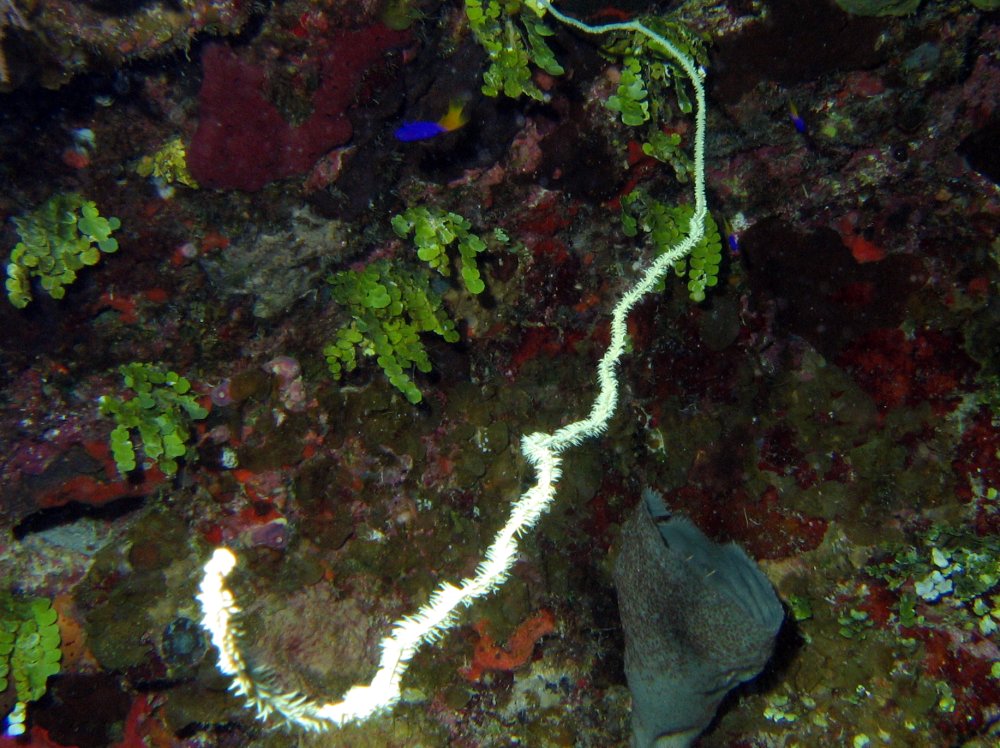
[198,0,712,731]
[600,15,708,182]
[620,189,722,302]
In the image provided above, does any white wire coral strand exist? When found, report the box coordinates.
[197,1,709,731]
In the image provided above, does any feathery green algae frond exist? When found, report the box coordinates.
[601,15,708,182]
[465,0,564,101]
[98,363,208,476]
[621,189,722,303]
[0,592,61,736]
[324,261,460,404]
[391,207,489,295]
[5,193,121,308]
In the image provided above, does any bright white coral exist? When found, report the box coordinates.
[197,1,710,730]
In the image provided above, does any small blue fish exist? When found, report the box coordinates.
[721,216,741,257]
[727,232,741,257]
[395,101,468,142]
[788,101,807,134]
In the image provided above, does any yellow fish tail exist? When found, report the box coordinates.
[437,100,468,133]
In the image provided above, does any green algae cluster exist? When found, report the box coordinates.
[324,261,460,404]
[0,593,61,735]
[391,207,488,295]
[136,136,199,189]
[98,362,209,476]
[607,55,652,127]
[620,190,722,303]
[465,0,564,101]
[5,193,121,308]
[601,15,707,180]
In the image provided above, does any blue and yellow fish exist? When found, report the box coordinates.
[394,101,468,142]
[788,101,807,134]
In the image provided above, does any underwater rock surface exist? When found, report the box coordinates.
[614,489,784,747]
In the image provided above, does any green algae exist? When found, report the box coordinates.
[325,261,460,404]
[5,193,121,308]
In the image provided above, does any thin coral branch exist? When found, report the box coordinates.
[198,0,711,731]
